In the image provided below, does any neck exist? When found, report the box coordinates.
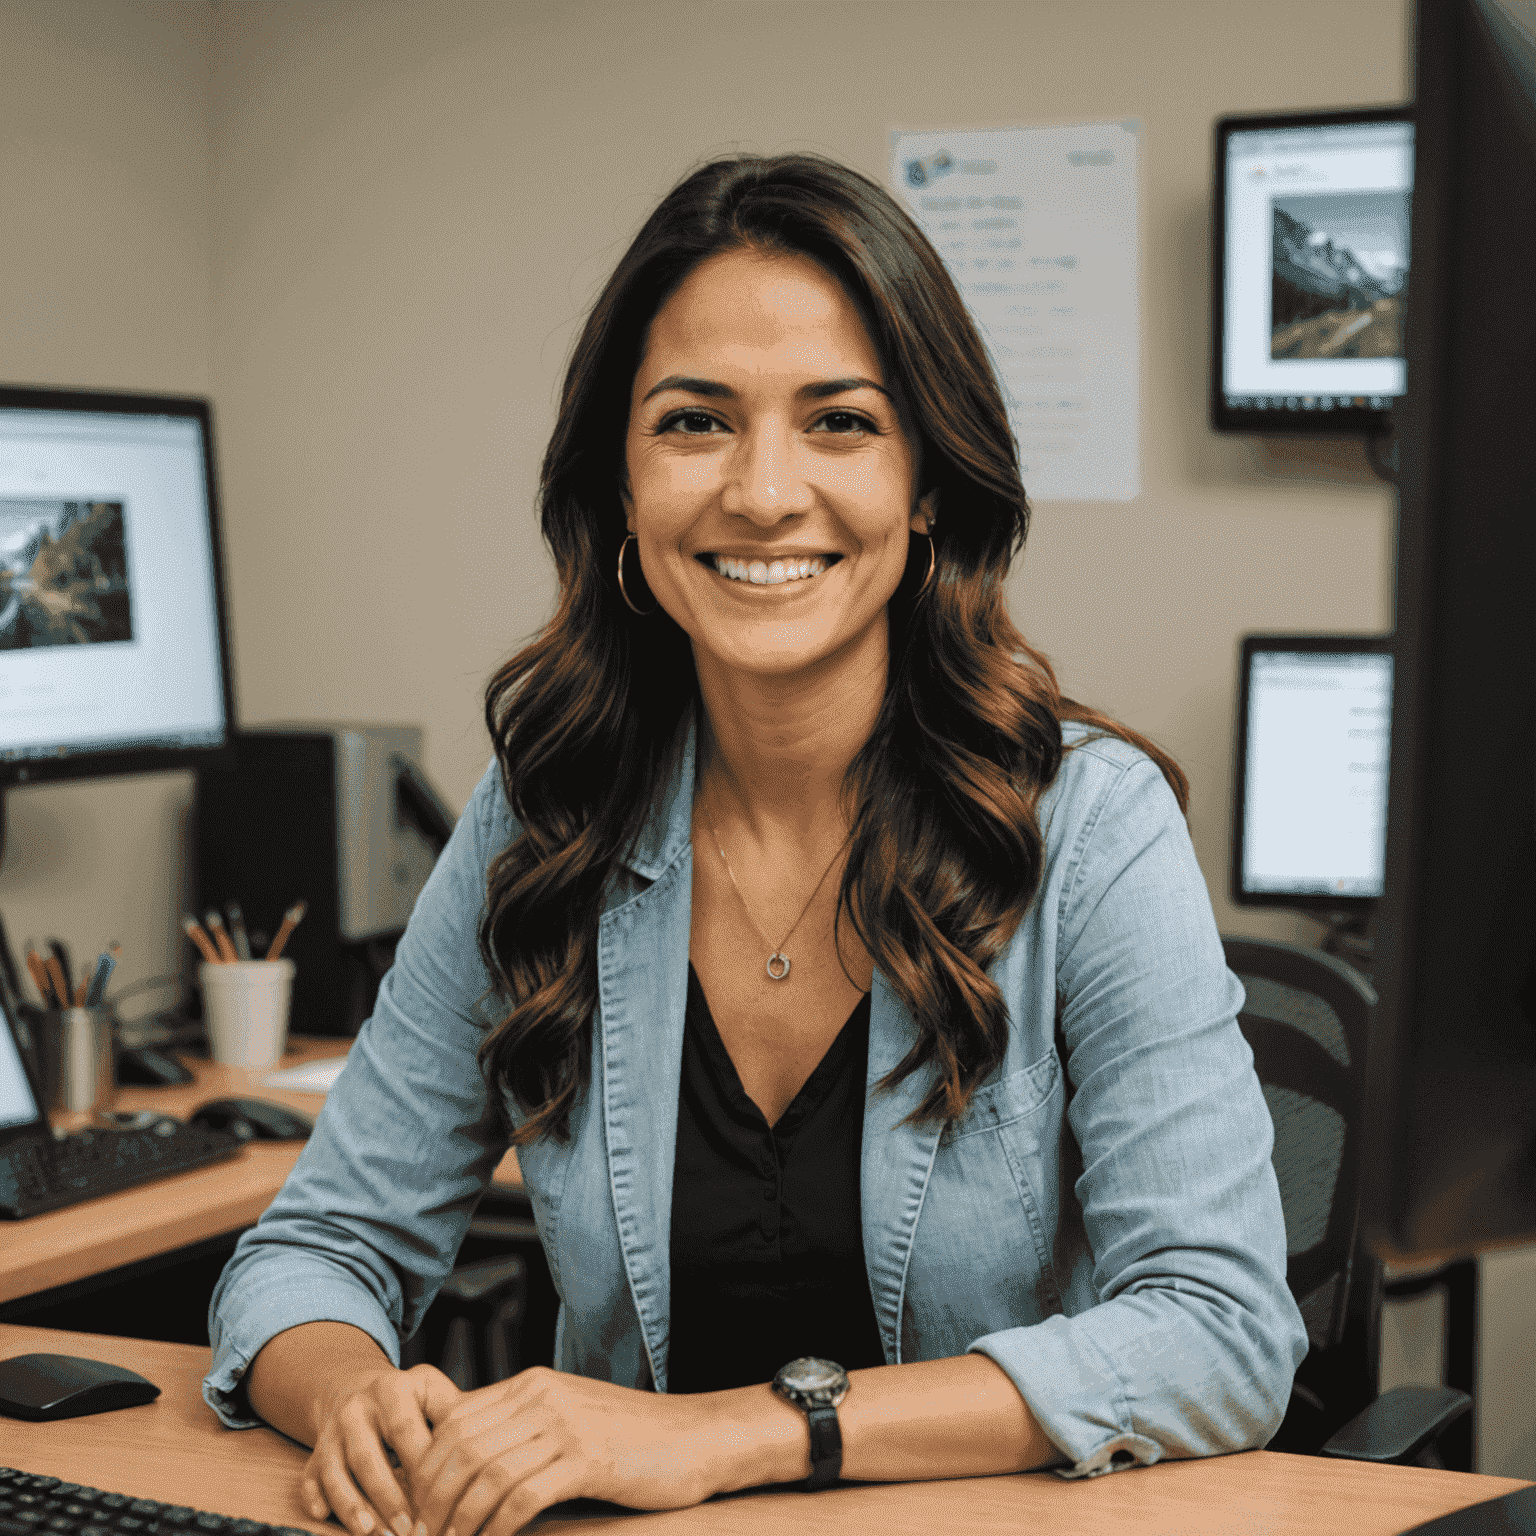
[693,622,888,842]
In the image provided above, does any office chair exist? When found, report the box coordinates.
[400,1190,560,1390]
[402,1252,528,1390]
[1222,935,1472,1467]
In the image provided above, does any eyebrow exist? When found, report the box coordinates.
[640,374,892,404]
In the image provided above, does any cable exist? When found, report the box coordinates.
[1365,429,1400,485]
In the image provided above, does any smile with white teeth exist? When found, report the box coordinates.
[709,554,837,585]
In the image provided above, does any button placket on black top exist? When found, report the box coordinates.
[759,1131,783,1246]
[668,963,882,1393]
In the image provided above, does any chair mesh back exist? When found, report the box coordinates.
[1234,968,1353,1348]
[1241,975,1351,1066]
[1261,1087,1346,1257]
[1261,1084,1348,1343]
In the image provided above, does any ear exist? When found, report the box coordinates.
[910,488,939,535]
[619,480,635,534]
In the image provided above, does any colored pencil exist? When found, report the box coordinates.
[204,909,239,964]
[44,953,70,1012]
[84,942,120,1006]
[225,902,253,962]
[25,942,55,1007]
[265,900,308,963]
[182,913,222,965]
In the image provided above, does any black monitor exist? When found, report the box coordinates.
[1231,635,1393,915]
[1213,106,1414,437]
[0,387,236,857]
[1363,0,1536,1271]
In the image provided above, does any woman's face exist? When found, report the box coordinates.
[623,247,934,685]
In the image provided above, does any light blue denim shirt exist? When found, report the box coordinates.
[205,711,1305,1479]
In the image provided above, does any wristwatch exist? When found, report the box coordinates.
[771,1356,850,1491]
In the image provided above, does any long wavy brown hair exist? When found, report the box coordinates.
[478,152,1186,1145]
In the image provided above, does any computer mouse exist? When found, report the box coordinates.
[189,1096,314,1142]
[0,1353,160,1421]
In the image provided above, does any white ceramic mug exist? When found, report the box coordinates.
[199,959,295,1068]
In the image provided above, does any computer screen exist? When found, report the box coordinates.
[0,389,234,788]
[0,989,41,1134]
[1362,0,1536,1264]
[1212,108,1414,437]
[1231,636,1392,911]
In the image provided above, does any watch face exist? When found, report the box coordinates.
[774,1356,849,1408]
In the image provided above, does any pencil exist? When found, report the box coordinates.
[84,942,120,1007]
[225,902,253,962]
[44,953,70,1012]
[265,899,308,963]
[73,979,86,1007]
[0,910,22,1003]
[182,913,222,965]
[205,909,239,964]
[25,943,55,1008]
[47,939,73,1001]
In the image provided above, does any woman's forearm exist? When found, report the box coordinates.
[244,1320,396,1447]
[704,1352,1058,1493]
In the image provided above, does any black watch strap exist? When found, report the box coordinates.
[805,1404,843,1491]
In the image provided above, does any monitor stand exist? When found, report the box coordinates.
[1314,909,1374,973]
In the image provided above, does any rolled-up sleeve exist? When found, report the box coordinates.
[969,752,1307,1476]
[203,762,513,1429]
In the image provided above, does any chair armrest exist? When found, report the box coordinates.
[1321,1385,1472,1464]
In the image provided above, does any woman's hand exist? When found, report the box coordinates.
[301,1362,465,1536]
[407,1366,726,1536]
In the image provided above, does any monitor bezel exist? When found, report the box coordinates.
[0,384,238,788]
[1230,632,1394,912]
[1211,104,1414,439]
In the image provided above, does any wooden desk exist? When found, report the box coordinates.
[1,1325,1530,1536]
[1,1038,523,1307]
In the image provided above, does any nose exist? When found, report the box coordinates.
[719,421,815,522]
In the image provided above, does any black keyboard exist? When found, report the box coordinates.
[0,1468,308,1536]
[0,1122,243,1219]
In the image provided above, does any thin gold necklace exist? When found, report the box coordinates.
[698,804,850,981]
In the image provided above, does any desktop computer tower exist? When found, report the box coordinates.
[191,725,454,1037]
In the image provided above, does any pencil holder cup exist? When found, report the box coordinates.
[27,1005,117,1116]
[199,960,295,1068]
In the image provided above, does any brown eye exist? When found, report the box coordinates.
[813,411,875,434]
[662,410,724,435]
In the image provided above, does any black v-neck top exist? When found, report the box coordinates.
[667,963,887,1393]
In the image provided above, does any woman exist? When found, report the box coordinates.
[206,153,1305,1536]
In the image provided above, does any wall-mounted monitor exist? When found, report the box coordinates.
[0,387,236,793]
[1231,635,1393,912]
[1213,107,1414,437]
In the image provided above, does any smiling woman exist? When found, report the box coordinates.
[622,250,931,696]
[206,153,1306,1536]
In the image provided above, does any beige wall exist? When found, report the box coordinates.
[206,0,1403,959]
[0,0,1405,989]
[3,0,1531,1481]
[0,0,212,1010]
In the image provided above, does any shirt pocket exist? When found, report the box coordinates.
[945,1045,1062,1142]
[940,1045,1068,1316]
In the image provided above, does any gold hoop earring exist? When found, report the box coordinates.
[914,529,936,598]
[617,534,657,616]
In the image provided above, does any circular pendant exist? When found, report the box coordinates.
[766,952,791,981]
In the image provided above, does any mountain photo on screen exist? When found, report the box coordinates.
[1270,190,1410,361]
[0,499,134,649]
